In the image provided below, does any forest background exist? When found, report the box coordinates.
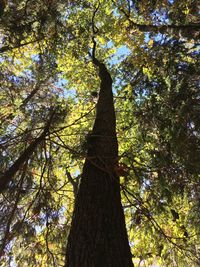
[0,0,199,266]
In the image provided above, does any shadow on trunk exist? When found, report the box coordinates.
[65,53,133,267]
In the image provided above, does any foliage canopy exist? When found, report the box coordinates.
[0,0,199,266]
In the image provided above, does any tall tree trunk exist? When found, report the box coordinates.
[65,59,133,267]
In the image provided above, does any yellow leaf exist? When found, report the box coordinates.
[148,39,154,47]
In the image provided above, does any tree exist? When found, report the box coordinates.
[65,25,133,265]
[0,0,199,266]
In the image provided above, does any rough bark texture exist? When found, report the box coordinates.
[65,60,133,267]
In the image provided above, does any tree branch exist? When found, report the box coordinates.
[0,161,27,258]
[0,38,43,54]
[112,0,200,35]
[0,109,56,193]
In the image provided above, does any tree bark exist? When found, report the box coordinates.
[65,59,133,267]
